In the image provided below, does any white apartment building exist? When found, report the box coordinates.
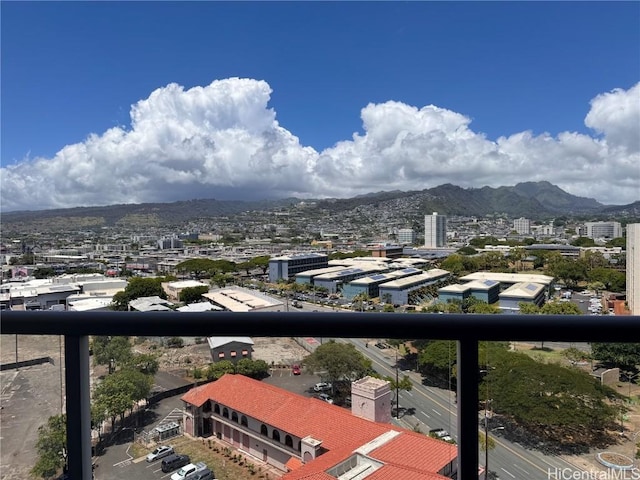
[513,217,531,235]
[627,224,640,315]
[397,228,415,245]
[585,221,622,240]
[424,212,447,248]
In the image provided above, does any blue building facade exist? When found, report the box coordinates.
[268,253,329,283]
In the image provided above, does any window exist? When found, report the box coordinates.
[203,400,212,413]
[218,352,225,359]
[241,415,248,427]
[222,408,229,418]
[272,429,280,442]
[242,349,248,356]
[214,404,220,415]
[231,412,238,423]
[230,350,237,357]
[260,424,268,436]
[285,435,293,448]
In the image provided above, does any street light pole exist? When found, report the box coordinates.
[395,349,399,419]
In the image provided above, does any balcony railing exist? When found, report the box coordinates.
[3,311,640,480]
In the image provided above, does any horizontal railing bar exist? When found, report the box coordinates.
[2,311,639,341]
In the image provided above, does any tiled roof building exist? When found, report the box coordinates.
[181,374,457,479]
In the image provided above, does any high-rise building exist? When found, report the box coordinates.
[585,221,622,240]
[397,228,415,245]
[424,212,447,248]
[627,224,640,315]
[513,217,531,235]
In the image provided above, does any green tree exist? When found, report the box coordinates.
[485,351,619,446]
[176,258,219,279]
[441,254,465,275]
[589,268,625,292]
[457,246,478,255]
[206,360,236,380]
[606,237,626,248]
[235,358,270,379]
[111,277,167,311]
[251,256,270,274]
[33,267,56,279]
[32,414,66,479]
[540,301,582,315]
[126,352,159,375]
[179,285,209,303]
[591,343,640,370]
[548,258,587,288]
[303,341,373,384]
[571,237,597,247]
[92,336,132,374]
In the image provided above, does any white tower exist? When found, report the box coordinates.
[424,212,447,247]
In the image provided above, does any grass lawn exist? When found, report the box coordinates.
[516,345,568,365]
[134,436,280,479]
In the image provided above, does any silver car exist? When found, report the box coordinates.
[146,445,174,462]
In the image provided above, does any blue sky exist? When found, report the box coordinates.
[1,1,639,211]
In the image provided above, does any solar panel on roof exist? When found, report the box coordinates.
[484,280,496,286]
[370,274,387,281]
[525,284,539,291]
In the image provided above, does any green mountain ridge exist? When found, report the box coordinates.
[1,182,636,231]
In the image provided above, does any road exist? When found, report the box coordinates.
[341,338,586,480]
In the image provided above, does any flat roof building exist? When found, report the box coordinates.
[269,253,329,283]
[342,268,423,300]
[379,269,450,306]
[499,282,546,312]
[585,221,622,240]
[313,266,388,294]
[438,279,500,305]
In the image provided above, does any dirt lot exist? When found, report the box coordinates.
[0,334,309,479]
[133,337,310,376]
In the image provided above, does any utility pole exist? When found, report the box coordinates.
[395,349,399,419]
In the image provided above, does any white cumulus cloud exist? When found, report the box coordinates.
[1,79,639,211]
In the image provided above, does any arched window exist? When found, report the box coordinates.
[214,404,220,415]
[272,429,281,442]
[231,412,238,423]
[222,408,229,418]
[285,435,293,448]
[260,424,268,436]
[241,415,248,427]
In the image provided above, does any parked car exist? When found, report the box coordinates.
[192,468,215,480]
[292,364,301,375]
[171,461,207,480]
[318,393,334,404]
[146,445,174,462]
[161,454,191,473]
[313,382,332,392]
[292,300,303,308]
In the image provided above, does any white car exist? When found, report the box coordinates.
[318,393,334,404]
[146,445,174,462]
[313,382,332,392]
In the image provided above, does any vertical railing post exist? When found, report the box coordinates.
[457,339,479,479]
[64,335,93,479]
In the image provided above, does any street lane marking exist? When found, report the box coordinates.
[432,409,442,416]
[513,464,530,475]
[501,467,516,478]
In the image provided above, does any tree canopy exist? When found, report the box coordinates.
[485,350,619,447]
[303,341,373,383]
[591,343,640,371]
[179,285,209,303]
[111,276,168,311]
[31,414,67,478]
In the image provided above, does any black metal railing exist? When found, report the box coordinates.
[3,311,640,480]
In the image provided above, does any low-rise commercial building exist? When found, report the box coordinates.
[378,269,450,306]
[499,282,546,311]
[269,253,329,282]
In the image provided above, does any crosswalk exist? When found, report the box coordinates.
[159,407,183,425]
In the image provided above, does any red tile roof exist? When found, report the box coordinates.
[181,374,456,479]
